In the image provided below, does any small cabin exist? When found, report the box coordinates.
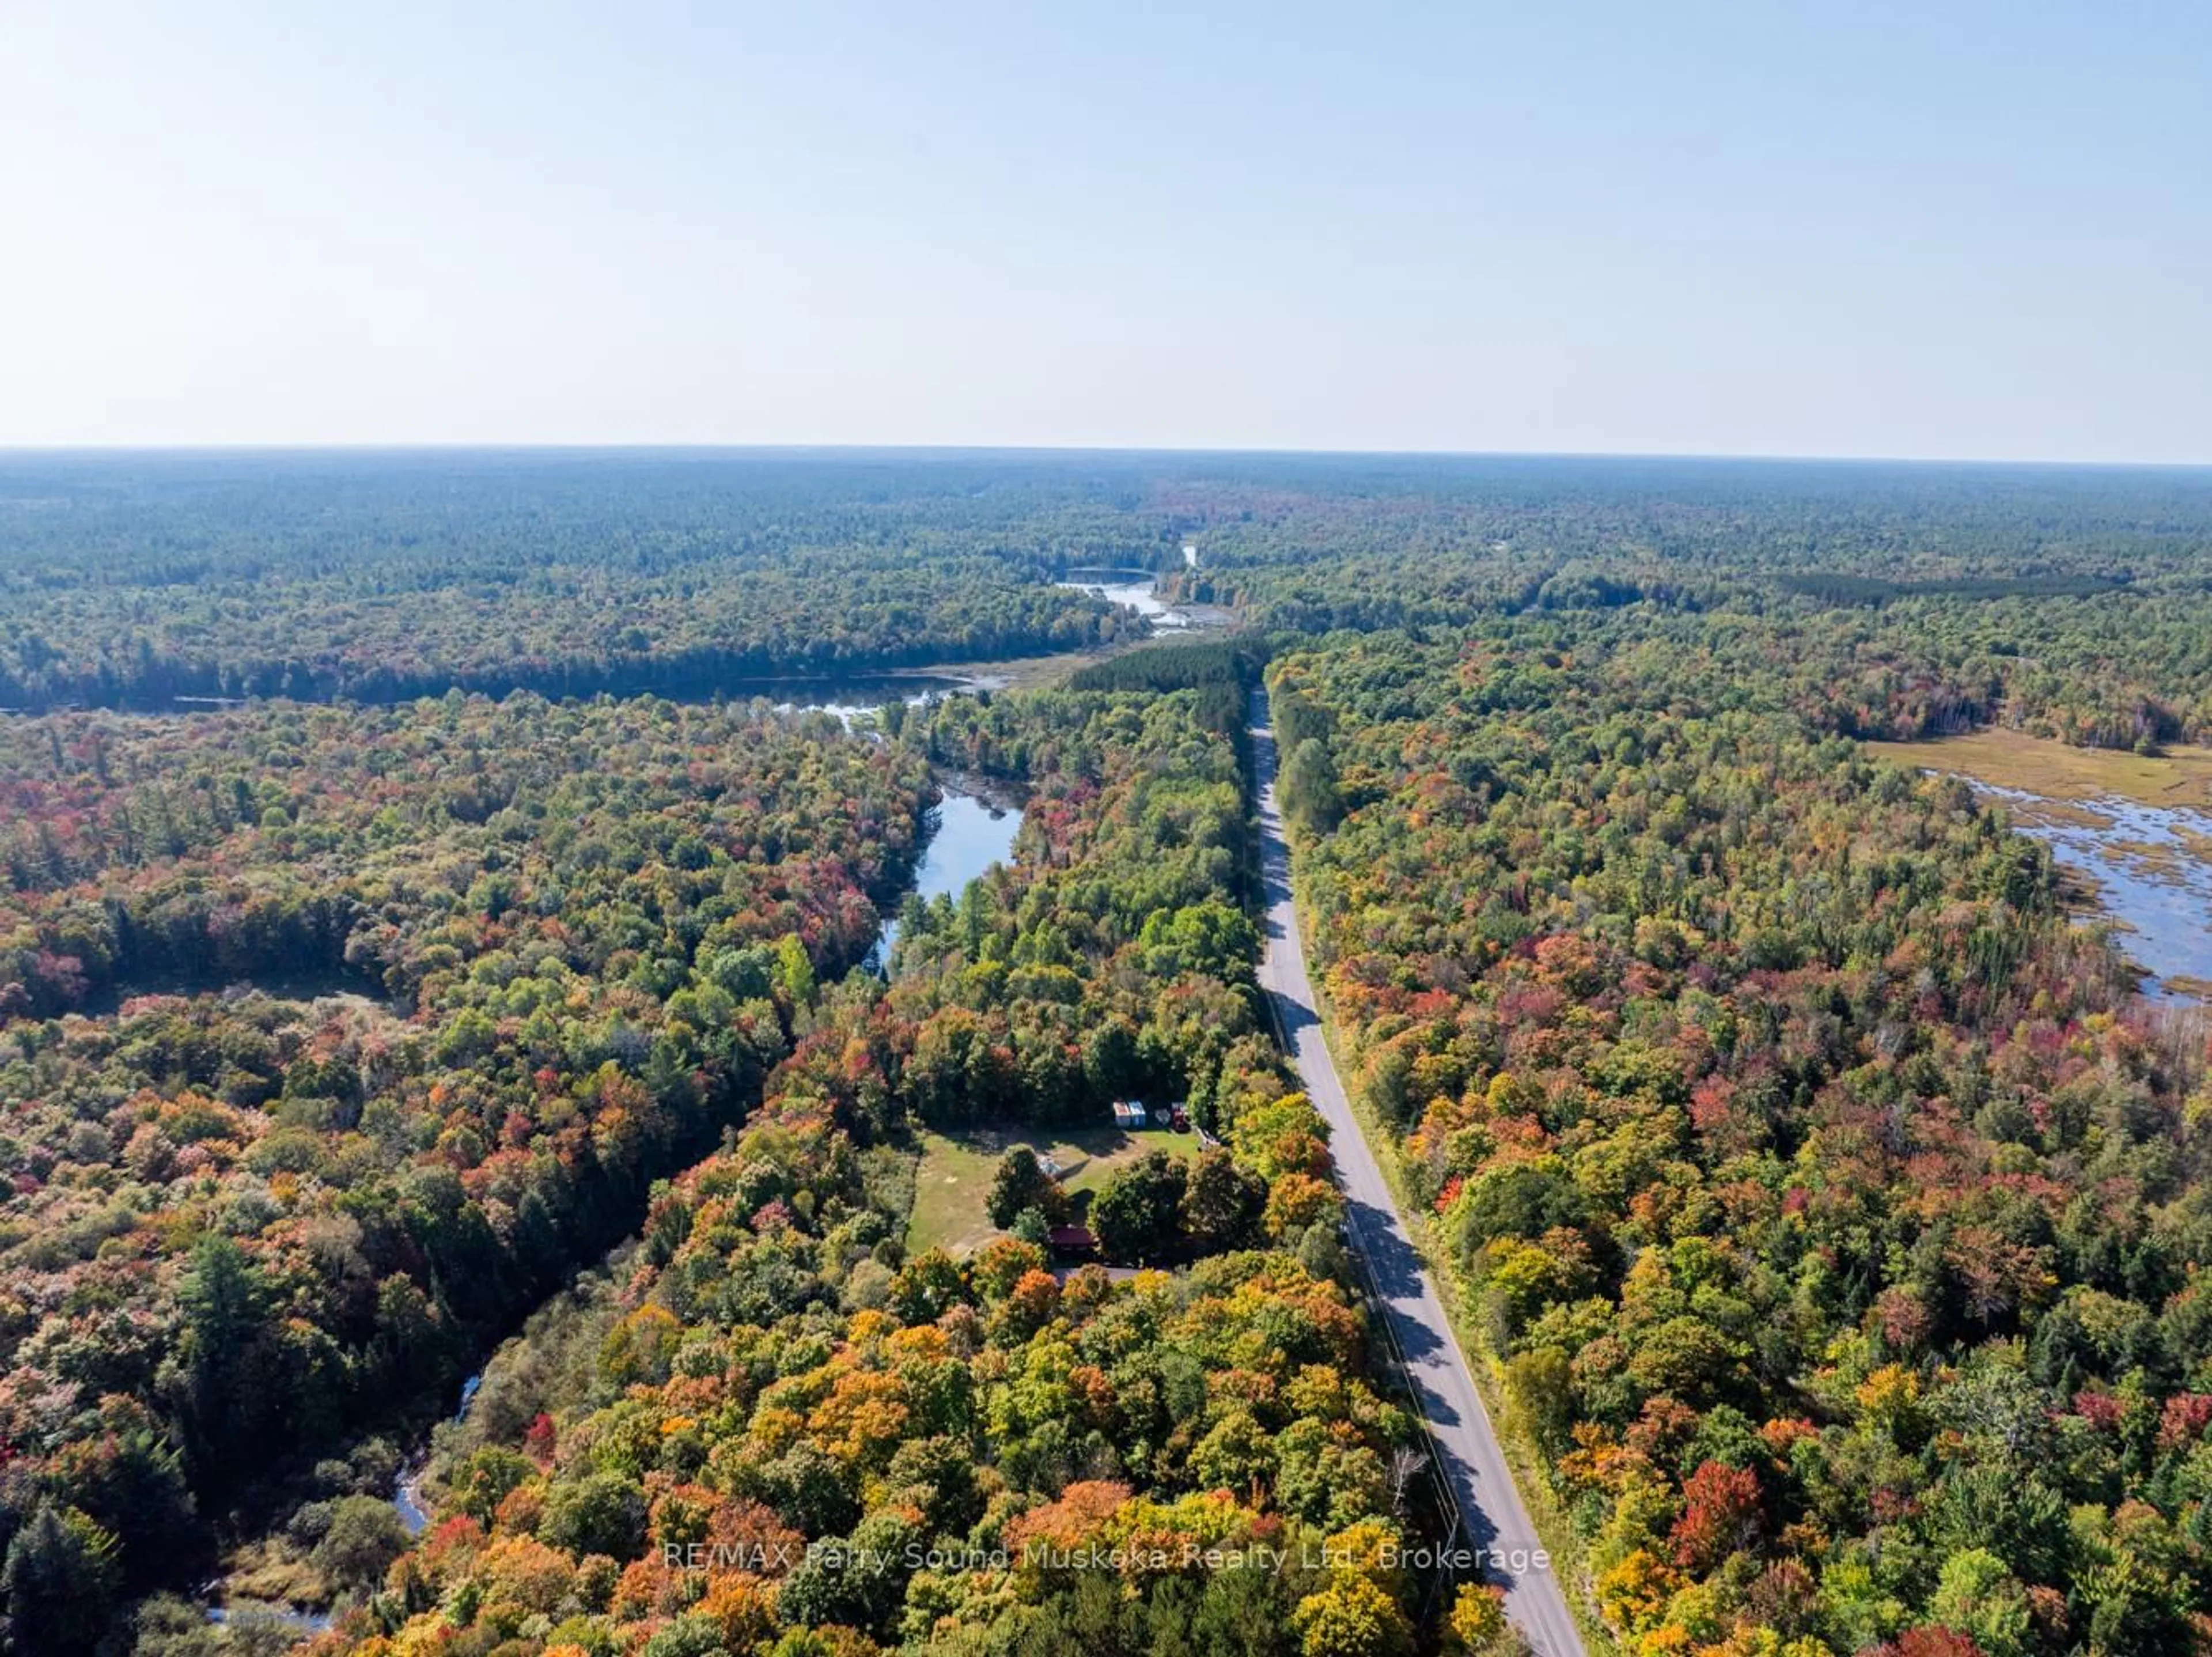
[1047,1225,1099,1258]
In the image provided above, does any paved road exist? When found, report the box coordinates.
[1251,692,1587,1657]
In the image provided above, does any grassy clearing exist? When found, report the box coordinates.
[917,648,1107,694]
[1868,726,2212,807]
[904,1123,1201,1256]
[213,1534,332,1616]
[924,623,1247,698]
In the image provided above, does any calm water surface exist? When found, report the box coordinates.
[762,680,1025,969]
[1058,567,1194,630]
[753,672,973,722]
[874,786,1024,967]
[1979,782,2212,999]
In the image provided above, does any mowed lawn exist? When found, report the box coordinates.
[906,1124,1201,1256]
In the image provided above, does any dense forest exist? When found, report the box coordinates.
[6,451,2212,1656]
[8,452,2212,744]
[1272,624,2212,1655]
[0,696,933,1644]
[0,453,1169,711]
[259,681,1450,1657]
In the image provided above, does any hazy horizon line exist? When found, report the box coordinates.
[0,440,2207,472]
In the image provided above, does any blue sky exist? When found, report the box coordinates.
[1,1,2206,459]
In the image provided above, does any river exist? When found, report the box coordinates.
[757,672,974,722]
[766,678,1025,966]
[374,756,1018,1534]
[872,783,1023,969]
[385,696,1024,1518]
[10,669,985,720]
[203,680,1020,1628]
[1058,566,1196,631]
[361,778,1027,1546]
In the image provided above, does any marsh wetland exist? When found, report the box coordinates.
[1873,727,2212,1000]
